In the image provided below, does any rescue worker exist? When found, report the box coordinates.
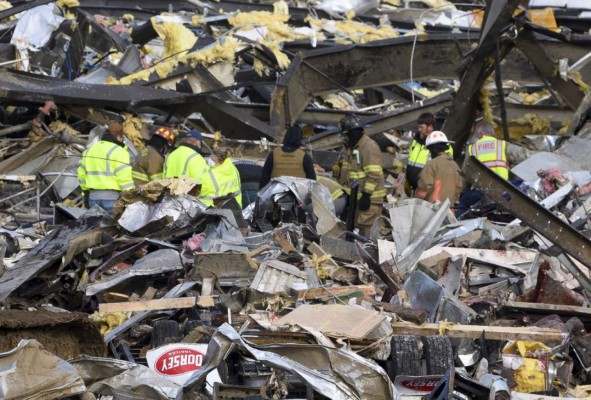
[77,121,134,214]
[456,123,509,217]
[416,131,462,205]
[406,113,453,192]
[132,126,176,186]
[199,147,243,208]
[259,124,316,188]
[338,114,386,236]
[163,129,208,182]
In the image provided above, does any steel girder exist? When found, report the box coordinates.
[270,31,591,131]
[441,0,521,147]
[463,156,591,288]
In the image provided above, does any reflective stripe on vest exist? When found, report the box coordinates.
[470,137,509,180]
[80,141,133,191]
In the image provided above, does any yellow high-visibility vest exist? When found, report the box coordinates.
[199,158,242,207]
[469,136,509,180]
[163,145,208,181]
[78,140,134,192]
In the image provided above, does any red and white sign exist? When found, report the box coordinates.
[394,375,442,396]
[147,344,208,386]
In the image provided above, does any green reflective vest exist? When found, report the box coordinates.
[199,158,242,207]
[78,140,134,192]
[163,145,208,182]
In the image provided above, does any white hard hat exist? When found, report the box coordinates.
[425,131,450,147]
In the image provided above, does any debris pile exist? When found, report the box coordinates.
[1,0,591,399]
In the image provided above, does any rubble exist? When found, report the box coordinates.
[2,0,591,399]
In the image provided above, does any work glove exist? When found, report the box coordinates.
[358,191,371,211]
[332,162,341,179]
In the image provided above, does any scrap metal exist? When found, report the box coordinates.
[463,156,591,291]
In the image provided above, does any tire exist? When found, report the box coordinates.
[150,320,182,349]
[422,336,454,375]
[387,336,420,380]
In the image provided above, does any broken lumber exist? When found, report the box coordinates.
[296,285,376,301]
[367,299,428,325]
[504,301,591,318]
[99,297,196,313]
[391,322,565,342]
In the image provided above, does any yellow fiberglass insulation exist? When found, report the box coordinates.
[122,113,145,150]
[109,37,239,85]
[229,11,289,27]
[49,121,81,137]
[273,0,289,16]
[511,113,551,135]
[0,1,13,21]
[56,0,79,8]
[151,18,198,59]
[383,0,401,5]
[421,0,454,8]
[307,17,399,44]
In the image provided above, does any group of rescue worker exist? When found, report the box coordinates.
[77,110,509,236]
[77,122,242,214]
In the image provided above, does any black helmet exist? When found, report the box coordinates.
[340,114,363,133]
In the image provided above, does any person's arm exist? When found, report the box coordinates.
[259,152,274,189]
[77,150,88,192]
[113,148,135,191]
[303,154,317,181]
[361,142,383,196]
[416,163,434,200]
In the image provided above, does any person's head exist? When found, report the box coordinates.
[154,126,176,147]
[340,114,365,148]
[184,129,202,148]
[417,112,436,140]
[282,125,303,149]
[107,121,124,142]
[475,123,495,139]
[425,130,451,157]
[211,147,232,165]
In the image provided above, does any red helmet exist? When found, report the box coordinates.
[155,126,176,145]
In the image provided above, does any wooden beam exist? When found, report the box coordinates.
[391,322,565,342]
[99,297,196,313]
[504,301,591,318]
[296,285,376,301]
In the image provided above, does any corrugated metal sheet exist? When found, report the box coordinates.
[250,260,306,294]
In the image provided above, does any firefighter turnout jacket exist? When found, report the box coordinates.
[132,145,164,186]
[163,144,208,182]
[338,134,386,203]
[407,137,454,189]
[199,158,243,207]
[468,136,509,180]
[78,138,134,193]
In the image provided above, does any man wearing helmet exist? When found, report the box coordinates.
[337,114,386,236]
[416,131,462,204]
[132,125,176,186]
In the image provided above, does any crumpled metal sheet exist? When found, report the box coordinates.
[255,177,335,222]
[389,199,450,277]
[85,363,182,400]
[85,249,182,296]
[0,339,85,400]
[199,209,247,252]
[184,323,394,400]
[435,217,487,244]
[118,194,206,233]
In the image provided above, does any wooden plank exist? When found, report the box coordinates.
[367,299,428,324]
[296,285,376,301]
[504,301,591,318]
[391,322,565,342]
[99,297,196,313]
